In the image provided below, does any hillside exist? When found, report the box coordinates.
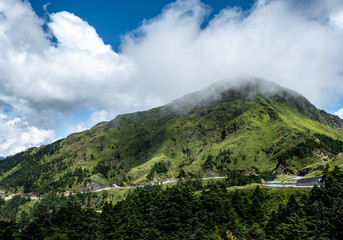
[1,79,343,194]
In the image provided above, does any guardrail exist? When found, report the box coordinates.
[262,182,323,188]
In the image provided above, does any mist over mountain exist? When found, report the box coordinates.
[0,79,343,194]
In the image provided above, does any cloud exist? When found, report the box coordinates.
[0,0,133,102]
[0,0,132,155]
[122,0,343,107]
[1,0,343,155]
[334,108,343,119]
[0,113,55,156]
[0,7,132,109]
[331,11,343,28]
[49,11,113,55]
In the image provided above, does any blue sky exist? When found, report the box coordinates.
[30,0,255,51]
[0,0,343,156]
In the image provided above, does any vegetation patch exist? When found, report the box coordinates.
[147,162,169,180]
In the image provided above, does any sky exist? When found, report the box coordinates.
[1,0,343,156]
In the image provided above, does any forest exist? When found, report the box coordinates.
[0,167,342,239]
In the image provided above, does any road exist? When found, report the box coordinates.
[94,176,228,192]
[2,176,228,200]
[262,183,320,188]
[3,176,319,200]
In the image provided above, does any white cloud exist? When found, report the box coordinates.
[0,113,55,156]
[122,0,343,107]
[0,0,133,155]
[49,11,113,55]
[1,0,343,155]
[0,1,133,110]
[331,11,343,28]
[334,109,343,119]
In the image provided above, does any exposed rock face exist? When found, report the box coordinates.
[315,149,334,161]
[77,180,106,192]
[319,110,343,131]
[200,169,223,177]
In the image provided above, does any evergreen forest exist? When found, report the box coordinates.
[0,167,342,240]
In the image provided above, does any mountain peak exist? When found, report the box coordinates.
[1,79,343,194]
[165,79,284,111]
[165,79,327,124]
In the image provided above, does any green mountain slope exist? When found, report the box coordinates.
[1,79,343,194]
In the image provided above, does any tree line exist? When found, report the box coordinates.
[0,167,342,239]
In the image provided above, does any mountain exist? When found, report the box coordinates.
[1,79,343,194]
[0,157,4,160]
[319,110,343,131]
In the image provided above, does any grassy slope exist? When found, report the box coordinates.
[1,85,343,193]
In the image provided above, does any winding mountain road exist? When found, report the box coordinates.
[3,176,318,201]
[94,176,228,192]
[2,176,228,200]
